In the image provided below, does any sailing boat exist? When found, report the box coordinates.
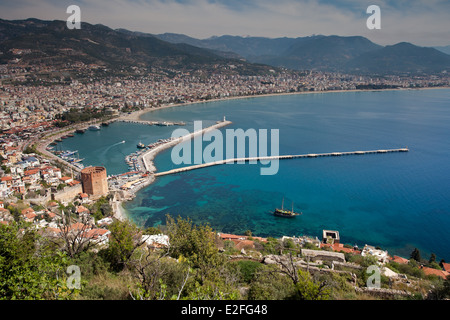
[273,198,301,217]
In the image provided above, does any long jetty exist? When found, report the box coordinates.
[139,120,233,173]
[154,147,409,177]
[112,119,186,126]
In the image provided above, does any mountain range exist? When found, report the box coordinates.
[154,33,450,75]
[0,18,275,78]
[1,18,449,77]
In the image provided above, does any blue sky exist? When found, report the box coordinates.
[0,0,449,46]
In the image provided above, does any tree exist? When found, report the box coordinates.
[254,252,330,300]
[165,215,225,281]
[427,275,450,300]
[51,211,97,259]
[0,223,76,299]
[164,215,240,299]
[294,269,331,300]
[128,250,191,300]
[248,264,296,300]
[89,196,113,221]
[429,253,436,264]
[101,219,144,272]
[410,248,422,262]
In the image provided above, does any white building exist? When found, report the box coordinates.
[141,234,169,248]
[361,244,389,264]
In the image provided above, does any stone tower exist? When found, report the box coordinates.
[81,166,108,198]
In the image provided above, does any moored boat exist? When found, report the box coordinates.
[273,198,301,217]
[88,125,101,131]
[137,142,146,149]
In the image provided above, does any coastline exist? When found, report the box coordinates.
[118,86,450,122]
[114,86,449,222]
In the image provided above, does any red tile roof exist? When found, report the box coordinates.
[320,242,361,255]
[219,233,246,240]
[83,228,110,239]
[21,207,35,215]
[391,255,409,264]
[24,168,40,176]
[24,212,37,220]
[76,205,90,214]
[442,262,450,272]
[419,266,450,279]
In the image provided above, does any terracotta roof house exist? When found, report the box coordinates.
[83,228,111,245]
[419,265,450,279]
[21,207,35,216]
[442,262,450,273]
[67,222,91,233]
[46,211,56,218]
[68,180,81,187]
[79,192,89,200]
[320,242,361,255]
[391,255,410,264]
[48,201,58,208]
[24,211,37,222]
[59,176,73,184]
[76,205,90,215]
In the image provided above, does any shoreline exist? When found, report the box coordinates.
[118,86,450,122]
[114,86,449,222]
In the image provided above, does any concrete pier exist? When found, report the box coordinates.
[154,147,409,177]
[139,120,233,173]
[113,119,186,126]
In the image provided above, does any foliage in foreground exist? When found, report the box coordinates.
[1,215,450,300]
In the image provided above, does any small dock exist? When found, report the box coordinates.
[114,119,186,126]
[154,147,409,177]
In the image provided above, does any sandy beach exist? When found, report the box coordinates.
[117,86,449,123]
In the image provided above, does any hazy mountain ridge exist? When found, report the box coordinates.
[154,32,450,75]
[0,18,276,76]
[434,45,450,55]
[1,18,449,76]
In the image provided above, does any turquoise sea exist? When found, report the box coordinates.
[56,89,450,261]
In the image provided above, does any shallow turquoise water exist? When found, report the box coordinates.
[58,89,450,260]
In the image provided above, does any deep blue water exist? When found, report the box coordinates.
[57,89,450,260]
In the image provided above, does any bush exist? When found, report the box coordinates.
[386,261,425,279]
[247,265,296,300]
[234,260,263,283]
